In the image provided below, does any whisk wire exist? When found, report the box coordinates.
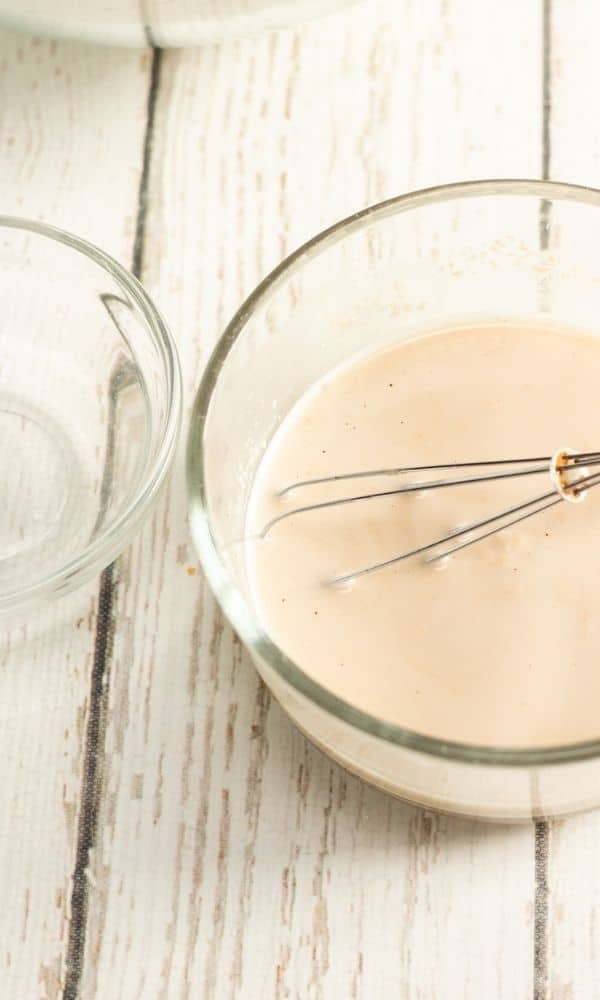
[424,494,563,564]
[277,451,600,497]
[330,488,560,585]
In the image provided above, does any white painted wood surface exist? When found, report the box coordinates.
[0,1,598,997]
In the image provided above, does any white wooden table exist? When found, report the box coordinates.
[1,1,598,996]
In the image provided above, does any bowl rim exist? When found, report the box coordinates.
[188,177,600,768]
[0,215,182,612]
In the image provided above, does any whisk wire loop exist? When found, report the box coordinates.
[260,450,600,584]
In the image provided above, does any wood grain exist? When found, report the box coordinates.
[78,2,544,997]
[0,30,150,999]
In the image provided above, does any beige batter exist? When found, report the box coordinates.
[247,321,600,747]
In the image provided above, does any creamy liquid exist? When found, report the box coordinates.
[247,321,600,747]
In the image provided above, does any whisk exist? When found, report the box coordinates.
[261,448,600,585]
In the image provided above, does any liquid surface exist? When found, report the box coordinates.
[247,321,600,747]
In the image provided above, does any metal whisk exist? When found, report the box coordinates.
[260,448,600,585]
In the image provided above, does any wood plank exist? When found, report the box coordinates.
[0,30,150,998]
[81,2,542,996]
[536,3,600,997]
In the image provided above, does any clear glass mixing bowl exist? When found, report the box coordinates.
[0,218,181,615]
[0,0,357,46]
[188,179,600,821]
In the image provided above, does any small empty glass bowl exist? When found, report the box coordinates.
[0,218,181,615]
[0,0,357,46]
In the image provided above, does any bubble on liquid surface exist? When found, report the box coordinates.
[328,574,356,592]
[429,555,451,572]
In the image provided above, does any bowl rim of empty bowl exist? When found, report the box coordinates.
[0,216,182,612]
[188,178,600,768]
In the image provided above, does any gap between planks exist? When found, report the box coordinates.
[533,2,552,999]
[61,46,164,1000]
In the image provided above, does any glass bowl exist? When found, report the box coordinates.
[0,217,181,615]
[0,0,357,46]
[188,179,600,822]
